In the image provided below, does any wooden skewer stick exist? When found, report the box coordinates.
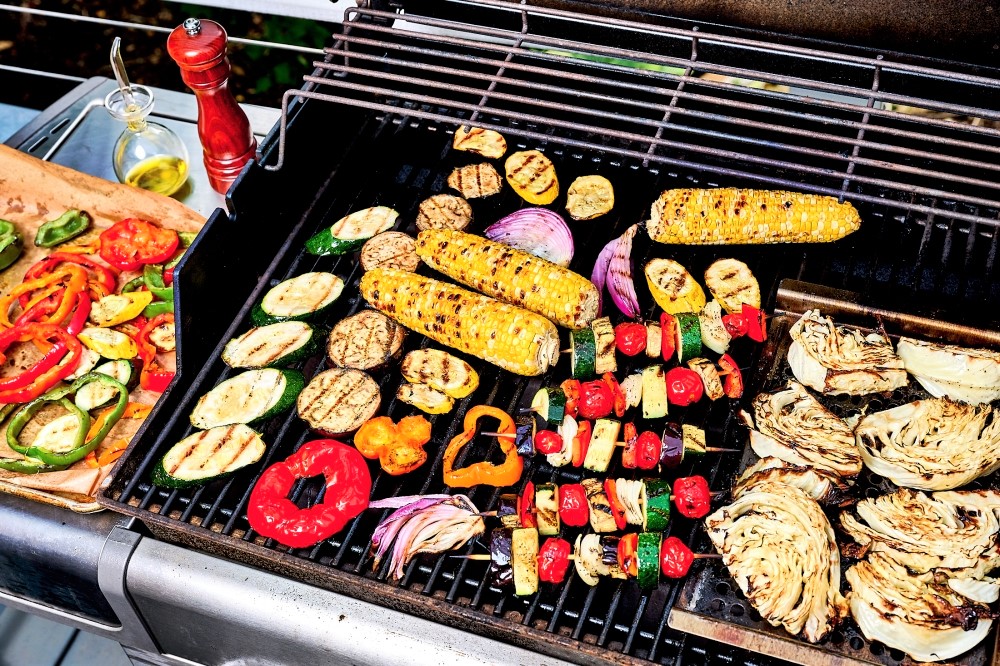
[479,490,725,517]
[451,552,723,562]
[481,432,741,454]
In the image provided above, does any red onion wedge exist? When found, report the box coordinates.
[591,236,619,317]
[484,208,574,267]
[609,224,641,319]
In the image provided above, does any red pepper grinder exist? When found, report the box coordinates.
[167,18,256,194]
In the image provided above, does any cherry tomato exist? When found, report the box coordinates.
[618,532,639,578]
[558,483,589,527]
[577,380,613,420]
[673,475,712,519]
[538,537,572,584]
[99,218,180,271]
[660,536,694,578]
[665,367,704,406]
[534,429,562,454]
[722,313,749,338]
[614,322,647,356]
[635,430,661,470]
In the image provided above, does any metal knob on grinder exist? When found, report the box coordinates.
[167,18,257,194]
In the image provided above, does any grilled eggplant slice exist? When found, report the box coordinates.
[326,310,405,371]
[305,206,399,256]
[415,194,473,232]
[565,175,614,220]
[396,383,454,414]
[297,368,381,435]
[251,272,345,326]
[447,163,503,199]
[359,231,419,273]
[452,125,507,159]
[152,424,266,489]
[222,321,317,369]
[704,258,760,314]
[400,348,479,399]
[505,150,559,205]
[190,368,304,429]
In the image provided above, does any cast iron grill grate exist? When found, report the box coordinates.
[101,2,1000,665]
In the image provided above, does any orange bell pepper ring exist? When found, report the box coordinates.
[442,405,523,488]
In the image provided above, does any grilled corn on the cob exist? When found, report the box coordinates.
[415,228,599,329]
[360,267,559,376]
[647,188,861,245]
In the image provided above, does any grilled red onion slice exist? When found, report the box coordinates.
[591,236,619,316]
[608,224,641,319]
[484,208,574,267]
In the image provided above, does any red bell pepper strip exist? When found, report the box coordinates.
[247,439,371,549]
[659,536,694,578]
[0,323,82,403]
[665,367,704,406]
[519,480,537,529]
[558,482,589,527]
[673,475,713,519]
[635,430,661,470]
[621,422,638,469]
[1,265,87,328]
[65,292,91,336]
[538,537,572,584]
[614,322,646,357]
[742,303,767,342]
[617,532,639,578]
[602,372,627,418]
[604,479,628,531]
[660,313,677,361]
[442,405,523,488]
[717,353,744,399]
[99,218,180,271]
[15,290,61,326]
[137,313,175,392]
[571,419,592,467]
[559,379,581,419]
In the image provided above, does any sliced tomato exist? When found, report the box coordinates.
[99,218,180,271]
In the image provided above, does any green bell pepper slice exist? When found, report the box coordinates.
[34,209,91,248]
[0,456,69,474]
[142,264,174,301]
[0,220,23,272]
[7,372,129,466]
[142,300,174,318]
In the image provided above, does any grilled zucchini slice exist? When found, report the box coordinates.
[565,175,614,220]
[75,360,136,412]
[583,418,620,473]
[512,527,540,596]
[190,368,304,430]
[535,483,560,536]
[644,258,706,315]
[251,272,345,326]
[400,348,479,399]
[582,477,617,533]
[152,424,266,489]
[222,321,317,369]
[591,316,617,375]
[505,150,559,205]
[305,206,399,256]
[704,258,760,314]
[452,125,507,159]
[396,383,455,415]
[297,368,381,435]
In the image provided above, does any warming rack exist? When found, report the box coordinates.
[265,0,1000,227]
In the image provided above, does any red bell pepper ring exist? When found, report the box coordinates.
[665,367,704,406]
[604,479,628,531]
[621,422,638,469]
[614,322,647,357]
[635,430,661,470]
[717,353,744,399]
[673,475,712,519]
[571,419,591,467]
[602,372,627,418]
[577,379,613,420]
[247,439,371,549]
[617,532,639,578]
[519,480,537,529]
[538,537,572,584]
[20,253,119,307]
[15,291,61,326]
[0,323,82,404]
[558,482,589,527]
[660,536,694,578]
[660,313,677,361]
[742,303,767,342]
[99,218,180,272]
[137,313,175,392]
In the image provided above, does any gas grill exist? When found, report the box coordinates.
[90,1,1000,665]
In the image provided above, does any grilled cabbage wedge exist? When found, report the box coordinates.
[643,258,706,314]
[854,397,1000,490]
[447,163,503,199]
[152,424,266,489]
[414,228,599,330]
[788,309,907,395]
[703,258,760,313]
[452,125,507,159]
[846,553,995,663]
[360,267,559,376]
[505,150,559,205]
[733,456,853,506]
[896,337,1000,404]
[647,188,861,245]
[415,194,473,232]
[739,380,861,478]
[400,348,479,399]
[705,481,849,643]
[565,175,614,220]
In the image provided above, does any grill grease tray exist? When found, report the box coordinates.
[670,279,1000,666]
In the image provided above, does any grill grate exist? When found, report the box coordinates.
[265,0,1000,227]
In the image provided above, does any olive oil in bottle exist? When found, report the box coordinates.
[124,155,189,197]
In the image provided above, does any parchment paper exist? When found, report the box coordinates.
[0,144,206,510]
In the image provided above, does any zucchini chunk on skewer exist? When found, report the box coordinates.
[152,424,267,489]
[222,321,318,369]
[190,368,305,430]
[251,272,344,326]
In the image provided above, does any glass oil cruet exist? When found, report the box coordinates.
[105,36,190,197]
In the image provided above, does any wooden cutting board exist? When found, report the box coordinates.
[0,143,206,512]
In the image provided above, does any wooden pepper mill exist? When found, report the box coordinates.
[167,18,256,194]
